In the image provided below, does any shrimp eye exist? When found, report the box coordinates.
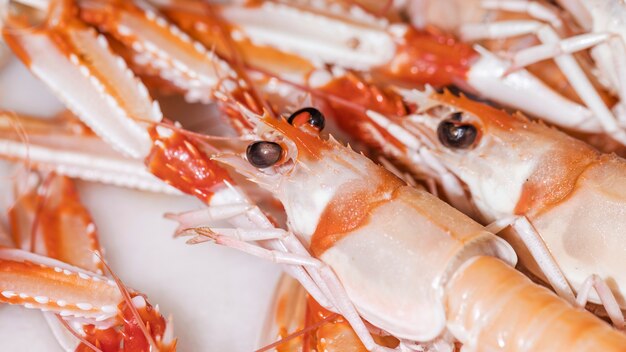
[437,120,478,149]
[287,107,325,132]
[246,141,283,168]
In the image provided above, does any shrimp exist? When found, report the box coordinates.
[375,86,626,327]
[180,106,626,351]
[0,1,378,337]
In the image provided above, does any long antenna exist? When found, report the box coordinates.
[55,315,104,352]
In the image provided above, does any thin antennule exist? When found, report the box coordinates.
[247,66,369,115]
[55,315,104,352]
[180,35,259,134]
[144,118,248,147]
[255,313,339,352]
[206,42,276,135]
[96,252,161,352]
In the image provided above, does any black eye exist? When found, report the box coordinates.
[287,107,325,132]
[246,141,283,168]
[437,120,478,149]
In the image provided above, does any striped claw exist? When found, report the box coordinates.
[0,111,179,194]
[0,248,121,321]
[2,0,162,158]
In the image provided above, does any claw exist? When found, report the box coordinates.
[3,0,246,201]
[3,0,162,157]
[0,111,180,194]
[78,0,239,103]
[0,247,121,321]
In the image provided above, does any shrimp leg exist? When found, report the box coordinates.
[192,229,395,351]
[576,274,625,329]
[179,210,396,351]
[506,33,611,71]
[487,216,575,303]
[459,8,626,143]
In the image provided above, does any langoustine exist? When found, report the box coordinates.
[371,87,626,326]
[0,3,376,346]
[180,106,626,351]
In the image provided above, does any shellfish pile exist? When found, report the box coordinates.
[1,0,626,351]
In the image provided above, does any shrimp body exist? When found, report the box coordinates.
[316,185,511,340]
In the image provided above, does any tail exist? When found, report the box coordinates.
[445,256,626,351]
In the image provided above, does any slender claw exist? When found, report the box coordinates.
[0,111,180,194]
[3,0,162,158]
[0,248,121,321]
[78,0,240,104]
